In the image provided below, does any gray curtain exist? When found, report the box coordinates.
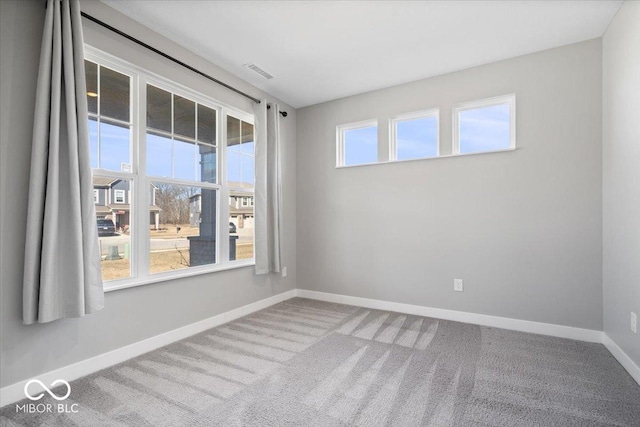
[23,0,104,324]
[254,101,283,274]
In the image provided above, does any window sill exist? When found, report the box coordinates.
[103,259,256,293]
[335,147,517,169]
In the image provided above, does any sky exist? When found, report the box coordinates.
[396,116,438,160]
[458,103,510,153]
[90,120,255,186]
[344,126,378,166]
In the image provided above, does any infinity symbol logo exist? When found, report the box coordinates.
[24,379,71,401]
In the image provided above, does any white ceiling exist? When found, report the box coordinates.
[101,0,622,108]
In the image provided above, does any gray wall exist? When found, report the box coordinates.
[297,39,603,330]
[0,0,296,387]
[602,1,640,366]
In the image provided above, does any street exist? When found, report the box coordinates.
[99,227,254,255]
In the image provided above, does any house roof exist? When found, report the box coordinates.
[95,205,112,214]
[228,181,254,192]
[93,176,118,187]
[230,190,253,198]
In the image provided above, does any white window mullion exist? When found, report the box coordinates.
[135,76,149,281]
[96,65,101,169]
[170,94,175,179]
[219,109,229,264]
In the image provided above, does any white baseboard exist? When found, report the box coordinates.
[296,290,640,386]
[603,334,640,385]
[0,289,297,408]
[3,288,637,408]
[295,289,603,343]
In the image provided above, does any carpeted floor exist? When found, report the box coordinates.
[1,298,639,426]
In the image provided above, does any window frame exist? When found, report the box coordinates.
[85,46,256,292]
[336,119,378,168]
[389,108,440,162]
[113,189,125,203]
[452,94,516,155]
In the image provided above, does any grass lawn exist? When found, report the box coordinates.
[101,243,254,281]
[150,224,200,239]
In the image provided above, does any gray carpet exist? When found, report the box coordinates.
[1,298,639,426]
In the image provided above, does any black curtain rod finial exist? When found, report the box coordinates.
[267,104,288,117]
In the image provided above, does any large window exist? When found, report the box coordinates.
[85,47,255,289]
[453,94,516,154]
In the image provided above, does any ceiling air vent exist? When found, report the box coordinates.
[244,63,274,80]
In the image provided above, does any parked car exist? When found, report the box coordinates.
[229,222,237,234]
[97,219,116,236]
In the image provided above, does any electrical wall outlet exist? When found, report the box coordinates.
[282,267,287,278]
[454,279,463,292]
[631,312,637,334]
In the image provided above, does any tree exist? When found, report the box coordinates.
[154,184,198,225]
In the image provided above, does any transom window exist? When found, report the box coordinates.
[336,120,378,167]
[453,94,516,154]
[85,46,255,290]
[390,109,439,161]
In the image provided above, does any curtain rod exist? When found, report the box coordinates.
[79,10,276,109]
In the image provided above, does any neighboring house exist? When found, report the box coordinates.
[93,177,161,230]
[189,188,254,229]
[229,191,254,229]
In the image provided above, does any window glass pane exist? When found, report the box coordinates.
[240,122,254,186]
[197,143,216,184]
[85,60,98,114]
[99,120,130,171]
[241,121,254,144]
[227,116,241,152]
[227,150,241,185]
[239,140,254,155]
[89,118,98,169]
[99,66,130,122]
[241,154,255,186]
[174,95,196,140]
[150,183,218,273]
[230,192,254,261]
[459,103,510,154]
[344,126,377,166]
[96,177,132,281]
[227,116,245,185]
[396,116,438,160]
[174,138,196,181]
[197,104,216,145]
[240,121,254,155]
[146,132,172,177]
[147,85,172,133]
